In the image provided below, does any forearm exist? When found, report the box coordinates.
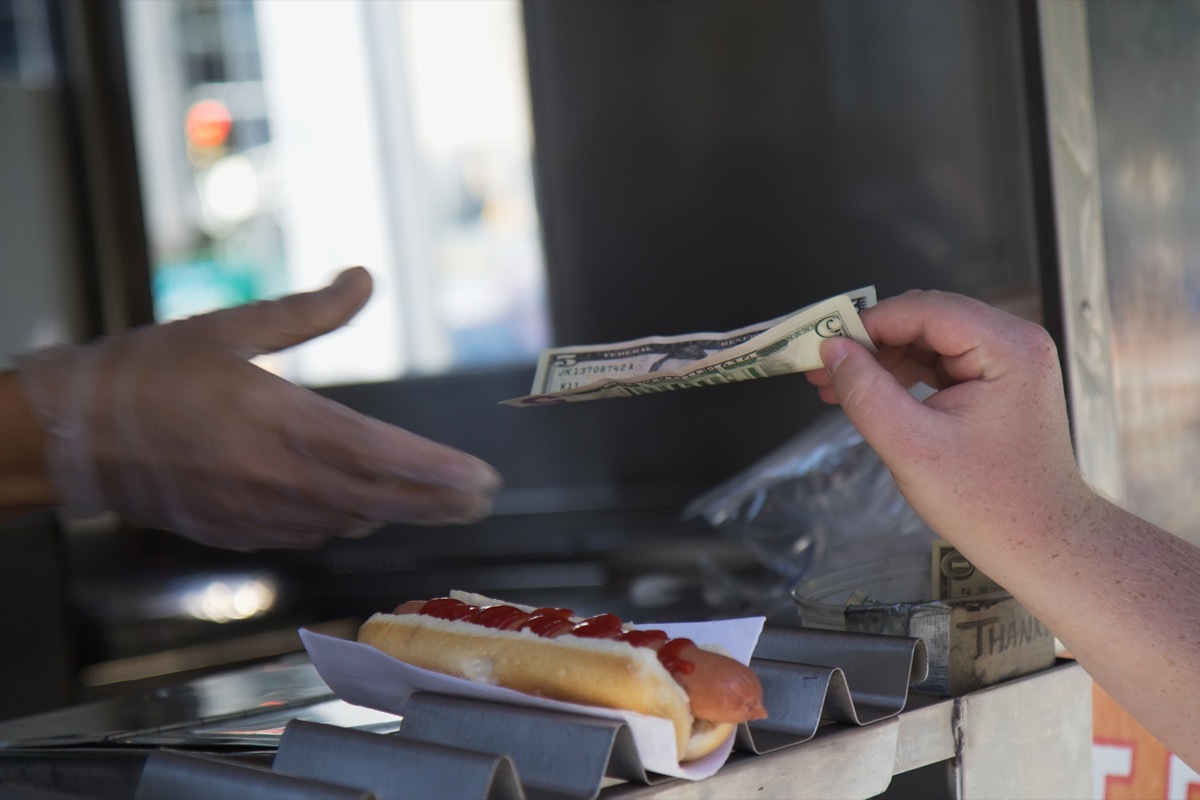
[0,369,56,519]
[966,492,1200,768]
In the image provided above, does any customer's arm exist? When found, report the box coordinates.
[808,289,1200,769]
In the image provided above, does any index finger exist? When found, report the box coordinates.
[293,393,502,494]
[860,290,1042,385]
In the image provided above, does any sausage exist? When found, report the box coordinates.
[668,642,767,723]
[388,596,766,723]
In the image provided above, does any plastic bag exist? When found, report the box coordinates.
[684,408,936,617]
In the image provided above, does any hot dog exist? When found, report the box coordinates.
[357,590,766,762]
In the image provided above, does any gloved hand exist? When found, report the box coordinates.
[15,266,502,550]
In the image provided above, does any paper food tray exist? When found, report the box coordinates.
[301,615,764,780]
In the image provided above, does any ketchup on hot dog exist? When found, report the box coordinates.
[379,593,767,734]
[406,597,697,675]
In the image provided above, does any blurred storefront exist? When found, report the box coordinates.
[122,0,548,386]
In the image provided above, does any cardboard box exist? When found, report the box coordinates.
[843,591,1057,695]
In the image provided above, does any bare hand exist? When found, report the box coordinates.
[806,289,1092,555]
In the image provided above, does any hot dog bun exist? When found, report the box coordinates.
[357,591,738,762]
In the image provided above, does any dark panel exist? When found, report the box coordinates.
[0,513,75,719]
[525,0,1040,348]
[49,0,155,337]
[318,364,824,510]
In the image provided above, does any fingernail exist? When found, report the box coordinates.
[441,458,503,493]
[457,493,497,523]
[821,338,851,374]
[330,266,366,292]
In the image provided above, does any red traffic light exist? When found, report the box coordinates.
[185,99,233,149]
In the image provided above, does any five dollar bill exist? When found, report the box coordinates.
[503,287,877,407]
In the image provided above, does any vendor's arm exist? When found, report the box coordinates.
[12,266,502,550]
[807,289,1200,769]
[0,369,55,520]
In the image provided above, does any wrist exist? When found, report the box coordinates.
[0,369,57,517]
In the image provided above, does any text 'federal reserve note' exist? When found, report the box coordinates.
[502,287,877,407]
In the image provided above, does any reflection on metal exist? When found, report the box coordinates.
[399,693,647,799]
[275,720,524,800]
[1036,0,1123,501]
[614,721,904,800]
[0,659,338,748]
[737,626,928,754]
[0,658,1090,800]
[1083,2,1200,541]
[608,662,1091,800]
[77,619,356,689]
[134,750,370,800]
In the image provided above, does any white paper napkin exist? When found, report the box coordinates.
[301,614,764,780]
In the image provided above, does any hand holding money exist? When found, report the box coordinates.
[803,290,1092,587]
[504,288,876,406]
[805,289,1200,770]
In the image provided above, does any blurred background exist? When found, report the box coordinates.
[123,0,548,387]
[2,7,1199,788]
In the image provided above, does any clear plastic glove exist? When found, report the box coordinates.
[15,266,502,551]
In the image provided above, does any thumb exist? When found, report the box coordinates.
[820,337,928,459]
[191,266,373,358]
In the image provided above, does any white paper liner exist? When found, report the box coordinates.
[301,615,764,780]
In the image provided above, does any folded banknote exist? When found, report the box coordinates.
[502,287,876,407]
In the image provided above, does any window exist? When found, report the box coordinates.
[0,0,54,83]
[122,0,548,386]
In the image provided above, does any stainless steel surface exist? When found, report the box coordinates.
[0,658,335,749]
[0,654,1090,799]
[737,626,926,756]
[383,626,926,799]
[398,693,646,799]
[739,659,856,753]
[1036,0,1124,501]
[891,697,957,774]
[607,722,902,800]
[274,721,524,800]
[134,750,369,800]
[750,627,928,724]
[955,660,1093,799]
[1074,1,1200,542]
[602,661,1091,799]
[0,749,151,799]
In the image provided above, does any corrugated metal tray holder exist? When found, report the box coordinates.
[391,626,926,799]
[128,626,928,800]
[275,719,525,800]
[399,692,648,799]
[131,724,525,800]
[737,625,928,754]
[135,749,371,800]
